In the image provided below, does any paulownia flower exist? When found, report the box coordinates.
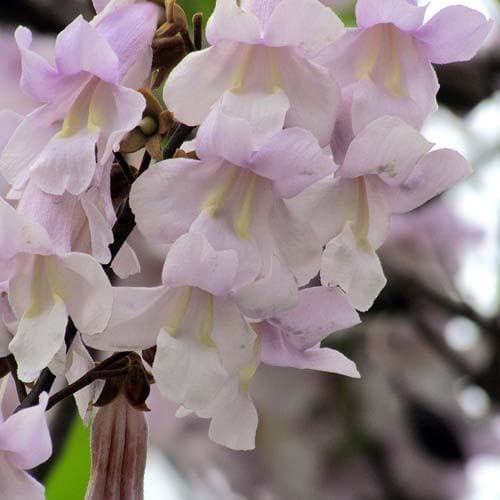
[131,97,334,296]
[0,393,51,500]
[317,0,493,135]
[0,3,158,196]
[0,198,112,382]
[164,0,345,146]
[291,116,471,311]
[86,232,259,449]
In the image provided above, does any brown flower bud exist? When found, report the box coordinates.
[85,395,148,500]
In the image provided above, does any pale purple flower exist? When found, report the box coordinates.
[317,0,493,135]
[0,3,157,196]
[164,0,345,145]
[291,115,471,311]
[87,232,259,450]
[131,100,333,297]
[0,393,51,500]
[0,197,112,381]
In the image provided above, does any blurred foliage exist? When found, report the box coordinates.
[45,417,91,500]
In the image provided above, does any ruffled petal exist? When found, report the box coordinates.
[250,127,335,197]
[54,16,119,83]
[0,459,46,500]
[274,50,340,146]
[0,105,61,191]
[94,2,158,83]
[270,200,322,286]
[29,128,99,196]
[84,286,170,351]
[340,115,432,183]
[267,286,360,350]
[264,0,344,56]
[355,0,426,31]
[130,157,222,244]
[320,224,386,311]
[206,0,262,45]
[258,322,359,376]
[382,148,471,214]
[153,328,227,410]
[416,6,493,64]
[50,252,113,335]
[232,255,298,320]
[205,378,258,450]
[89,82,146,164]
[0,393,51,469]
[162,232,239,296]
[164,43,243,126]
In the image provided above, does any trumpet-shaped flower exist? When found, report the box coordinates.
[86,233,260,449]
[164,0,344,145]
[0,198,112,381]
[0,3,157,196]
[0,393,51,500]
[131,100,334,296]
[291,116,471,311]
[317,0,493,133]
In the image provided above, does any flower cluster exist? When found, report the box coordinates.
[0,0,492,494]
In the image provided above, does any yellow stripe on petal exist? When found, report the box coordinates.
[202,169,238,216]
[231,46,254,94]
[234,173,257,239]
[356,27,382,80]
[163,287,193,336]
[385,28,404,97]
[239,338,260,395]
[198,294,215,349]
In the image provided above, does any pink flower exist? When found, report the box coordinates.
[0,393,51,500]
[291,116,471,311]
[317,0,493,134]
[131,101,333,296]
[87,232,259,449]
[0,3,157,196]
[0,197,112,381]
[164,0,345,145]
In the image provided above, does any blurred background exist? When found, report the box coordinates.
[2,0,500,499]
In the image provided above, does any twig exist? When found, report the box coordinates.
[114,152,136,185]
[6,354,27,402]
[46,352,131,411]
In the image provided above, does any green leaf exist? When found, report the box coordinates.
[45,417,91,500]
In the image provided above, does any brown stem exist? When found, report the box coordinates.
[6,354,27,402]
[114,152,136,184]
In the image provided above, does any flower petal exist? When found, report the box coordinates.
[340,115,432,183]
[0,392,51,469]
[268,286,360,350]
[264,0,344,56]
[206,0,262,45]
[50,252,113,335]
[30,129,99,196]
[416,6,493,64]
[250,127,335,198]
[274,50,340,146]
[355,0,426,31]
[164,43,242,126]
[55,16,119,83]
[232,255,298,319]
[94,3,158,83]
[162,232,239,296]
[321,224,386,311]
[382,148,472,213]
[258,321,360,376]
